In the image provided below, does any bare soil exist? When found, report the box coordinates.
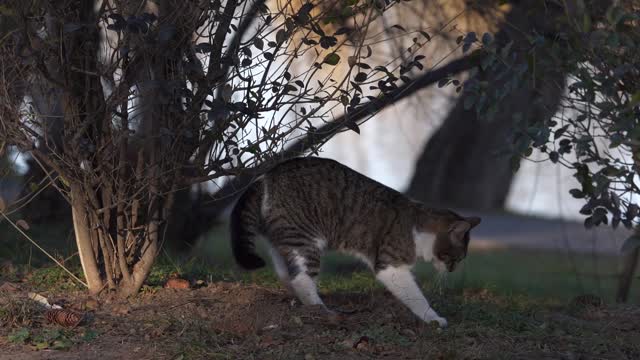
[1,281,639,360]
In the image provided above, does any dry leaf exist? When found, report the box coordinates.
[16,219,30,230]
[347,56,356,67]
[165,278,190,289]
[354,335,371,351]
[0,282,19,292]
[114,304,131,315]
[0,196,5,212]
[83,298,100,310]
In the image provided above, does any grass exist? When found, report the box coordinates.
[0,220,75,268]
[0,218,637,305]
[1,235,639,359]
[194,225,640,304]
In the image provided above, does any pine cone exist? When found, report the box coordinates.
[45,308,84,327]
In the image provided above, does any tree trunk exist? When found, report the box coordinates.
[406,0,569,209]
[617,246,639,303]
[70,185,103,294]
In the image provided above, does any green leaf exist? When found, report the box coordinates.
[554,125,569,139]
[323,53,340,66]
[629,91,640,108]
[34,341,50,350]
[569,189,584,198]
[463,32,477,44]
[606,6,625,26]
[583,13,591,32]
[254,37,264,50]
[621,235,640,253]
[51,338,73,350]
[481,32,493,46]
[275,29,287,45]
[344,119,360,134]
[463,95,476,110]
[354,72,367,83]
[8,328,30,343]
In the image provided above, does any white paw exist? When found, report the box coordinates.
[426,315,448,328]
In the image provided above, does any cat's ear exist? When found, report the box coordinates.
[465,217,481,229]
[448,221,470,244]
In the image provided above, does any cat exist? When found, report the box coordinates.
[230,157,481,327]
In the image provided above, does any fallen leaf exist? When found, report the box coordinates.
[0,282,20,292]
[401,328,416,339]
[259,334,280,348]
[16,219,30,230]
[165,278,190,289]
[114,304,131,315]
[84,298,100,310]
[292,316,303,325]
[354,335,371,351]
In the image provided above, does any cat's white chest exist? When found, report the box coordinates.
[412,228,435,262]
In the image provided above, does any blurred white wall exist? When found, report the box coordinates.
[320,90,588,221]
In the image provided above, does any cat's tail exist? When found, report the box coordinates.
[230,180,266,270]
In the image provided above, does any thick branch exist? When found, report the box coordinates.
[194,50,485,217]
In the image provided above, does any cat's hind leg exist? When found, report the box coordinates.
[287,249,325,307]
[267,244,294,294]
[375,265,447,327]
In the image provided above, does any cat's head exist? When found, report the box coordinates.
[432,215,481,273]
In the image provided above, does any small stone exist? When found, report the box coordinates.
[401,328,416,338]
[354,336,371,351]
[115,305,131,315]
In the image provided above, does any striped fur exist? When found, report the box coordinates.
[229,157,480,326]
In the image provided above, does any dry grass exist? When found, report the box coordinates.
[1,269,639,359]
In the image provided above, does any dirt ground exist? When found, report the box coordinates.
[1,280,640,360]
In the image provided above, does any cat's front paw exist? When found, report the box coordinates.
[425,315,448,328]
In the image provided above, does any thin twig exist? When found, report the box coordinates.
[0,211,88,288]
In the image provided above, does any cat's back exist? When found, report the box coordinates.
[266,157,370,188]
[264,157,404,204]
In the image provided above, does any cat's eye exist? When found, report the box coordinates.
[438,254,450,262]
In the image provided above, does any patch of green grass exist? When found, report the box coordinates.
[6,326,98,351]
[415,247,640,303]
[3,219,638,304]
[27,266,84,292]
[0,220,74,267]
[195,224,639,303]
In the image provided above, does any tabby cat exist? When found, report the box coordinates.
[230,157,481,327]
